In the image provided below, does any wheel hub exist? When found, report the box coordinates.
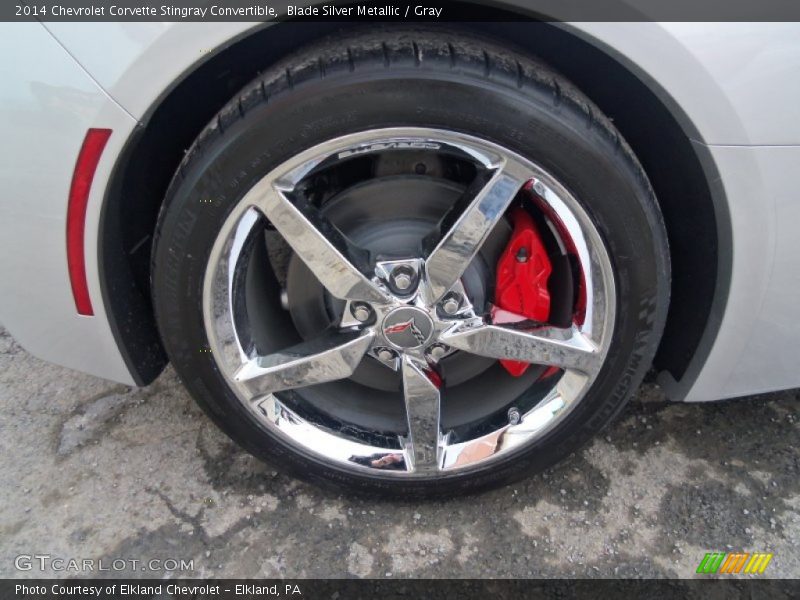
[341,257,478,368]
[381,307,434,349]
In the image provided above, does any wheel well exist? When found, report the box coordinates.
[101,20,727,392]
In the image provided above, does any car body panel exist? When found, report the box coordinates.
[575,22,800,145]
[43,21,250,121]
[1,19,799,400]
[0,22,139,384]
[687,144,800,399]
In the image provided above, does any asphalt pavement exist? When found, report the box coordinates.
[1,325,798,578]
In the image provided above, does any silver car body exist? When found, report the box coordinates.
[1,20,798,401]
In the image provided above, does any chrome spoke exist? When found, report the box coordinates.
[401,357,442,472]
[424,163,529,302]
[234,330,374,398]
[440,322,601,375]
[254,185,390,304]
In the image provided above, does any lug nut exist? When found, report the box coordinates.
[508,407,522,426]
[516,247,529,263]
[390,266,416,292]
[351,303,373,323]
[376,347,396,362]
[393,273,412,290]
[280,289,290,310]
[427,344,448,360]
[441,294,461,315]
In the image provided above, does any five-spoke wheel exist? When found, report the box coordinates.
[152,29,669,496]
[204,129,613,475]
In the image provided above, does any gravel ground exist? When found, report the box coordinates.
[0,325,798,579]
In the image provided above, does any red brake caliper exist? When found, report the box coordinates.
[494,206,553,376]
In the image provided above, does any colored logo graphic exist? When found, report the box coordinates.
[696,552,773,574]
[381,307,434,349]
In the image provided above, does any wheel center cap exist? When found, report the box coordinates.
[381,307,434,349]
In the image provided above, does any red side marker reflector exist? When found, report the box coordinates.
[67,128,111,316]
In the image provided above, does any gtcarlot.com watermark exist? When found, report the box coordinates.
[14,554,193,573]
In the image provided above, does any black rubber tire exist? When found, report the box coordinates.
[151,28,670,498]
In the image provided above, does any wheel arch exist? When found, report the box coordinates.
[99,19,731,397]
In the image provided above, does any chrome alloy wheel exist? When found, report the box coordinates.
[203,128,615,477]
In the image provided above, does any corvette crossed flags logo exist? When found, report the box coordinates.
[383,318,428,346]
